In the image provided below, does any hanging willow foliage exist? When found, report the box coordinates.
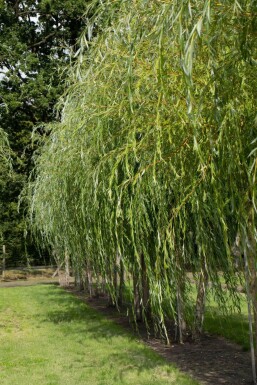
[0,127,11,244]
[0,128,10,163]
[26,0,256,347]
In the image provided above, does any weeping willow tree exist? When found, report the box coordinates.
[0,128,10,159]
[0,128,11,201]
[26,0,257,373]
[0,127,11,264]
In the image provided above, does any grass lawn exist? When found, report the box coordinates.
[121,278,251,350]
[0,285,198,385]
[204,291,250,350]
[184,276,250,350]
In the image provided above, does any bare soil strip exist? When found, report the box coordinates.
[0,277,60,287]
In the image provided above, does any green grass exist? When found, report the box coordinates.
[204,291,250,350]
[184,276,250,350]
[0,285,198,385]
[124,279,250,350]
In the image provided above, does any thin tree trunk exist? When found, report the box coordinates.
[108,258,117,307]
[2,245,6,279]
[118,257,124,306]
[133,269,142,321]
[113,255,118,298]
[52,260,64,278]
[101,276,107,296]
[53,252,63,287]
[64,250,70,287]
[249,257,257,368]
[244,245,257,385]
[242,210,257,385]
[74,266,84,290]
[141,254,150,318]
[176,283,186,343]
[87,268,94,297]
[232,232,241,269]
[74,271,80,289]
[81,268,88,291]
[193,264,208,341]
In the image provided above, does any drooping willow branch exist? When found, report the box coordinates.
[25,0,256,347]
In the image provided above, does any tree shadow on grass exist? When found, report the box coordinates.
[40,285,137,342]
[35,286,192,385]
[38,285,253,385]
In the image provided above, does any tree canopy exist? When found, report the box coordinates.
[27,0,256,337]
[0,0,92,265]
[20,2,257,382]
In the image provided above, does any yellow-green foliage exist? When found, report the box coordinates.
[26,1,257,334]
[0,128,10,164]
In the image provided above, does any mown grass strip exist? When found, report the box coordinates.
[0,285,198,385]
[204,292,249,350]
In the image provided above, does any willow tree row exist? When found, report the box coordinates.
[0,127,11,252]
[26,0,256,351]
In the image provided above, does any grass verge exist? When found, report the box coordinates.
[0,285,198,385]
[204,291,250,350]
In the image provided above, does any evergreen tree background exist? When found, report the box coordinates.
[0,0,90,266]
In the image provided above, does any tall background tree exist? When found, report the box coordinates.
[0,0,91,266]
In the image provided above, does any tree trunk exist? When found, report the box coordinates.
[244,247,257,385]
[113,255,118,299]
[74,266,84,291]
[133,269,142,321]
[53,252,63,287]
[118,257,125,306]
[64,250,70,287]
[87,268,94,297]
[2,245,6,279]
[101,276,107,296]
[141,254,150,318]
[108,257,118,307]
[176,272,187,344]
[193,265,208,341]
[243,217,257,385]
